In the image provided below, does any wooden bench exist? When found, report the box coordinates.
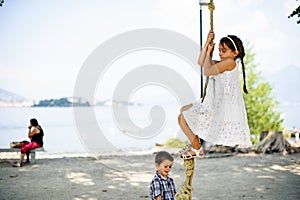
[0,147,45,164]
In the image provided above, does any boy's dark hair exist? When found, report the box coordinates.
[220,35,248,94]
[30,118,39,126]
[155,151,174,165]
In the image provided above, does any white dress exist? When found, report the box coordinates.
[182,59,252,147]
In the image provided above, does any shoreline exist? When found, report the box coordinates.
[1,144,299,159]
[0,146,184,160]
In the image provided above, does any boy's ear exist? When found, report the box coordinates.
[155,163,159,169]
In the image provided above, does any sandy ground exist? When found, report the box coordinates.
[0,148,299,200]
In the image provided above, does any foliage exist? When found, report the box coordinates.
[0,0,4,7]
[243,46,284,143]
[288,0,300,24]
[164,138,188,148]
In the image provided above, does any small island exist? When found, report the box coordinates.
[33,97,90,107]
[32,97,142,107]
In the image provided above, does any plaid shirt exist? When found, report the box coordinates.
[149,171,177,200]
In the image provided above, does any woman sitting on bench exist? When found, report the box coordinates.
[13,118,44,167]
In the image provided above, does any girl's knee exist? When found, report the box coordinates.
[180,107,185,113]
[180,104,192,113]
[180,106,187,113]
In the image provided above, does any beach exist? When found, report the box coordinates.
[0,148,299,200]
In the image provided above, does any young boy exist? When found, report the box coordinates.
[150,151,177,200]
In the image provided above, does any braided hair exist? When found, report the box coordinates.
[220,35,248,94]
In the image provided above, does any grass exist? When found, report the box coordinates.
[164,138,188,148]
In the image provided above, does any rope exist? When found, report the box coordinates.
[174,159,195,200]
[202,0,214,103]
[209,0,214,32]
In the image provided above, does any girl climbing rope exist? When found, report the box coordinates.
[178,30,252,159]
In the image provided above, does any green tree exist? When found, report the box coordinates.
[243,46,284,144]
[288,0,300,24]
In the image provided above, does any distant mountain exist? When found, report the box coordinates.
[264,65,300,103]
[0,88,33,107]
[0,88,27,102]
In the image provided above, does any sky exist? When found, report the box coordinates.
[0,0,299,101]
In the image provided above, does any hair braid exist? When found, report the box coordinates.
[235,37,248,94]
[240,58,248,94]
[223,35,248,94]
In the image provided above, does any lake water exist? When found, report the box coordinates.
[0,105,183,153]
[278,104,300,130]
[0,104,299,153]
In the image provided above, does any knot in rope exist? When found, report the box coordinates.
[208,3,215,11]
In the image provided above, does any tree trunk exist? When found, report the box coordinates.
[202,130,300,154]
[254,131,286,153]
